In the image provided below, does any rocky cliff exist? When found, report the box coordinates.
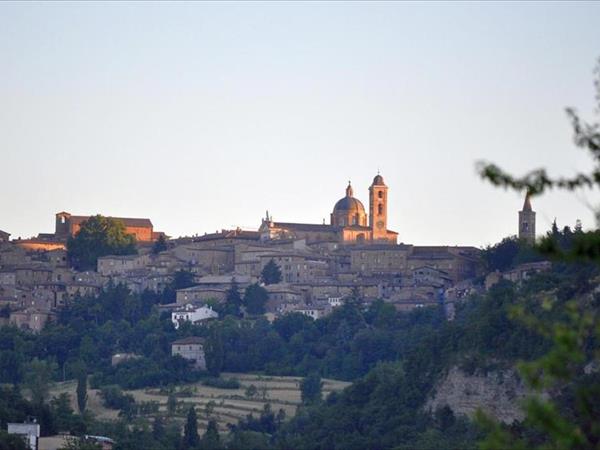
[425,366,528,424]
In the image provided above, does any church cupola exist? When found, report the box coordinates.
[346,182,353,197]
[331,181,367,227]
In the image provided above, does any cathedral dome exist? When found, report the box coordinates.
[333,196,366,214]
[331,182,368,227]
[333,183,366,215]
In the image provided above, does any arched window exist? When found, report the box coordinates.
[378,204,383,215]
[378,191,383,199]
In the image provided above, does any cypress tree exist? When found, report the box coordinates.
[76,371,87,414]
[261,258,282,285]
[183,406,200,449]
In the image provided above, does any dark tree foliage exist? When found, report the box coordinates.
[244,283,269,315]
[76,371,87,414]
[199,419,221,450]
[476,59,600,450]
[183,406,200,449]
[67,215,137,271]
[482,236,543,272]
[278,362,481,450]
[205,327,224,377]
[0,430,28,450]
[233,403,278,435]
[261,259,282,285]
[162,269,196,303]
[152,234,168,254]
[223,278,243,317]
[300,373,322,405]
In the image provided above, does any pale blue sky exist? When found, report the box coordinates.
[1,2,599,246]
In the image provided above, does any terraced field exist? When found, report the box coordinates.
[50,373,350,431]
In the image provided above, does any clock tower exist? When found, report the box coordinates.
[369,173,388,241]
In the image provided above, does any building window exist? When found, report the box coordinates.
[378,191,383,199]
[378,204,383,215]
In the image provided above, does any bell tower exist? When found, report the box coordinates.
[369,173,388,240]
[55,212,72,240]
[518,193,536,244]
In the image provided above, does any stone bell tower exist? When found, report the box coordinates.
[369,173,388,240]
[518,193,536,244]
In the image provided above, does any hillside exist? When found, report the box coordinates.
[49,373,350,432]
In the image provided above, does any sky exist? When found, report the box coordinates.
[1,1,599,247]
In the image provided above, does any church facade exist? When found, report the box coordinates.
[259,174,398,245]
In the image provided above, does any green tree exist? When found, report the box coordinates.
[152,415,165,440]
[0,430,28,450]
[261,258,282,285]
[477,59,600,450]
[199,419,221,450]
[49,393,82,433]
[162,269,196,303]
[172,269,195,290]
[152,234,168,254]
[24,358,57,405]
[245,384,258,399]
[223,278,243,317]
[67,215,137,270]
[205,326,224,377]
[244,283,269,315]
[344,286,363,308]
[183,406,200,449]
[167,393,178,415]
[300,373,322,405]
[76,370,87,414]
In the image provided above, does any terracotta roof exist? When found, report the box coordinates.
[70,215,153,228]
[272,222,339,232]
[194,229,260,242]
[172,336,205,345]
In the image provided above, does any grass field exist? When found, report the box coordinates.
[49,373,350,432]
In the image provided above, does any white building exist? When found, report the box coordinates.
[8,422,40,450]
[171,303,218,329]
[327,296,343,308]
[294,304,330,320]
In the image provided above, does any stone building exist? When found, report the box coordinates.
[349,245,480,283]
[171,336,206,370]
[0,230,10,243]
[172,244,234,274]
[54,211,162,242]
[175,274,253,304]
[260,174,398,245]
[258,252,330,284]
[14,265,53,287]
[97,254,152,276]
[10,308,55,332]
[518,194,536,243]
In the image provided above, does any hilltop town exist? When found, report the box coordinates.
[0,173,545,333]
